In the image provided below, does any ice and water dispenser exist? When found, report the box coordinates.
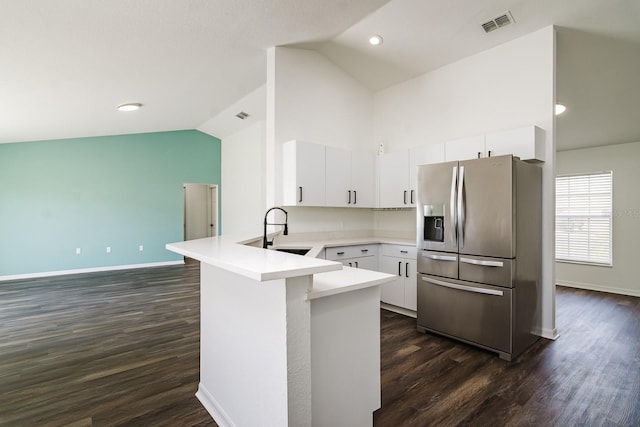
[422,204,445,242]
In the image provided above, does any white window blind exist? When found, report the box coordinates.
[555,172,612,265]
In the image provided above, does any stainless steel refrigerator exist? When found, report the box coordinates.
[415,154,541,361]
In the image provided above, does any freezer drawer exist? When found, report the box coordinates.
[417,274,512,355]
[458,255,515,287]
[417,250,457,279]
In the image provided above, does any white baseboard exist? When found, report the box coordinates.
[0,260,185,282]
[196,384,234,427]
[557,281,640,298]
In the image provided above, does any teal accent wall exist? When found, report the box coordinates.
[0,130,221,276]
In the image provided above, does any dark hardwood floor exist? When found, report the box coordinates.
[375,287,640,427]
[1,262,638,426]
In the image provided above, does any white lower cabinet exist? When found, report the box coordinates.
[325,244,378,271]
[380,245,417,311]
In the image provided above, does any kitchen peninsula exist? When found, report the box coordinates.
[166,235,395,427]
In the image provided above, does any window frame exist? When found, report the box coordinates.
[555,171,613,267]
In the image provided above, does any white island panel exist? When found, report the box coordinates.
[197,263,312,427]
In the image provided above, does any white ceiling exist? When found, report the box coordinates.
[2,0,639,151]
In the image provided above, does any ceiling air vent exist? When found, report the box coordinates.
[481,11,515,33]
[235,111,249,120]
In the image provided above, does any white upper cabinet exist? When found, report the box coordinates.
[325,146,351,207]
[350,152,375,207]
[378,151,410,208]
[282,140,326,206]
[284,141,374,208]
[484,126,544,161]
[325,147,375,208]
[444,135,486,161]
[445,126,544,162]
[378,144,445,208]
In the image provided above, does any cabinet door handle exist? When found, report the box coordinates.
[398,261,402,276]
[477,151,481,159]
[400,250,408,254]
[355,261,359,268]
[337,251,345,255]
[405,262,409,278]
[298,186,303,203]
[361,249,368,253]
[403,190,408,204]
[354,190,357,205]
[410,189,415,204]
[348,262,352,267]
[348,190,351,204]
[488,150,492,157]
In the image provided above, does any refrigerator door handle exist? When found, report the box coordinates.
[422,253,457,262]
[421,276,504,296]
[457,166,465,248]
[460,257,504,268]
[450,166,458,246]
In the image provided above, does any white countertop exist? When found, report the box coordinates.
[166,233,403,299]
[166,235,341,282]
[309,267,394,300]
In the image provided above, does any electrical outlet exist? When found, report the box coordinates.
[106,246,111,253]
[139,245,144,252]
[75,247,81,255]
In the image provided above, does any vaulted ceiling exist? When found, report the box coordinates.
[2,0,639,151]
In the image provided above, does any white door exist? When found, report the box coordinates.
[378,151,409,208]
[184,183,219,240]
[207,185,218,237]
[325,146,351,207]
[351,152,375,207]
[380,256,405,306]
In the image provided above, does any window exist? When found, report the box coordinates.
[555,171,612,266]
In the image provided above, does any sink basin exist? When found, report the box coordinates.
[275,248,310,256]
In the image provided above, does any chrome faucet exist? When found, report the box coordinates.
[263,207,288,249]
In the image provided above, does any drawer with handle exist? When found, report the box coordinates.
[381,244,417,259]
[325,244,378,260]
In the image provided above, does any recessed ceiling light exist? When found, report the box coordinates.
[368,35,383,46]
[555,104,567,115]
[117,103,142,112]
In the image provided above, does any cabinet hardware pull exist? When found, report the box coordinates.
[400,250,408,254]
[398,261,402,276]
[488,150,492,157]
[477,151,481,158]
[337,251,345,255]
[405,262,409,278]
[403,190,408,204]
[354,190,357,205]
[348,262,352,267]
[361,249,368,252]
[298,186,303,203]
[348,190,351,204]
[410,189,415,204]
[355,261,359,268]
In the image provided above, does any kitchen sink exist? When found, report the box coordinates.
[274,248,310,256]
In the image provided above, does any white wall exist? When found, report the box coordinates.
[372,27,557,339]
[266,46,375,231]
[556,141,640,297]
[221,120,266,236]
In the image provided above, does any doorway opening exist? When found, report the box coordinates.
[184,183,219,240]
